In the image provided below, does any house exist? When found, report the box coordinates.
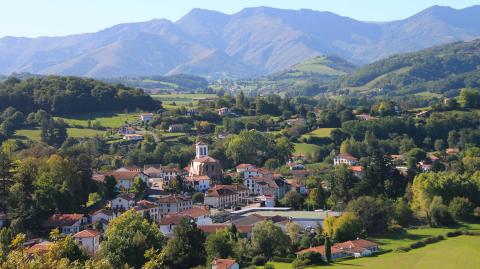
[107,170,149,191]
[198,224,254,238]
[205,185,244,209]
[416,111,431,119]
[168,124,185,133]
[446,148,460,155]
[134,200,161,223]
[43,214,87,234]
[144,166,181,186]
[185,175,211,192]
[155,195,193,217]
[26,241,54,255]
[287,161,305,170]
[350,166,364,178]
[333,153,358,166]
[140,113,154,122]
[159,214,190,236]
[178,207,212,225]
[211,258,239,269]
[73,229,101,255]
[285,118,306,126]
[236,164,255,173]
[111,193,136,211]
[0,212,6,228]
[118,126,137,135]
[286,180,307,195]
[123,134,144,141]
[355,114,376,121]
[297,239,379,261]
[216,107,231,116]
[90,208,115,230]
[188,142,223,181]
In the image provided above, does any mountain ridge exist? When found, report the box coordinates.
[1,5,480,79]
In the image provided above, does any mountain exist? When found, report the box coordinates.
[334,39,480,97]
[1,5,480,79]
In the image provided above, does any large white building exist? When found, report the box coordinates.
[333,153,358,166]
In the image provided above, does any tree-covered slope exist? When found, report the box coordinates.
[334,39,480,97]
[0,76,161,115]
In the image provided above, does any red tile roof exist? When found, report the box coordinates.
[198,224,253,234]
[43,214,85,227]
[159,214,190,225]
[73,229,101,238]
[26,241,53,254]
[192,156,220,163]
[350,166,363,172]
[212,258,237,269]
[179,207,210,218]
[156,195,191,204]
[107,171,142,181]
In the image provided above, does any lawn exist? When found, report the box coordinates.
[294,143,321,155]
[306,128,336,138]
[264,235,480,269]
[56,111,138,128]
[151,93,218,105]
[15,128,105,141]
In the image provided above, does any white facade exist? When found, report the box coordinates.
[111,196,135,210]
[74,230,101,255]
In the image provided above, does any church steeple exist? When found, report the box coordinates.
[196,142,208,159]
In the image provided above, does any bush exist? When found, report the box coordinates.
[430,202,455,227]
[395,246,411,252]
[264,264,275,269]
[272,256,294,263]
[446,231,463,237]
[292,258,310,268]
[299,251,323,265]
[410,241,426,249]
[252,255,267,266]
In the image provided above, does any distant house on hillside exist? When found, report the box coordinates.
[43,214,87,234]
[168,124,185,132]
[211,258,239,269]
[216,107,230,116]
[123,134,144,141]
[416,111,431,119]
[356,114,376,121]
[285,118,306,126]
[333,153,358,166]
[139,113,154,122]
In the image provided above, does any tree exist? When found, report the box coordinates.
[264,159,280,170]
[251,220,290,258]
[49,236,87,262]
[104,175,117,199]
[160,217,206,269]
[330,212,362,242]
[459,88,480,108]
[448,197,473,221]
[102,210,164,268]
[393,199,413,227]
[131,177,147,198]
[285,222,302,248]
[324,236,332,262]
[205,229,234,264]
[305,187,326,210]
[281,190,304,210]
[325,165,358,209]
[429,196,455,227]
[192,192,204,203]
[346,196,392,234]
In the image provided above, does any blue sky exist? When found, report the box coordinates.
[0,0,478,38]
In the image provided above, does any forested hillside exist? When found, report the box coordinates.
[0,76,161,115]
[334,39,480,97]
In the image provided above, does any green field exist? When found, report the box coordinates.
[56,111,138,128]
[294,143,321,155]
[264,236,480,269]
[151,93,218,105]
[15,128,105,141]
[305,128,336,138]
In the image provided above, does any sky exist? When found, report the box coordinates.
[0,0,478,38]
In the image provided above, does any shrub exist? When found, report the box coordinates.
[430,198,455,227]
[446,231,463,237]
[410,241,426,249]
[252,255,267,266]
[394,246,411,252]
[299,252,323,265]
[292,258,310,268]
[273,256,294,263]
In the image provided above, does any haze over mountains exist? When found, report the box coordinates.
[1,5,480,79]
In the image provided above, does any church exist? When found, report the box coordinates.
[188,142,223,181]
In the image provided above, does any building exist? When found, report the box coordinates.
[355,114,376,121]
[118,126,137,135]
[43,214,87,234]
[350,165,364,178]
[144,166,182,187]
[26,241,54,255]
[333,153,358,166]
[159,214,190,237]
[185,175,211,192]
[287,161,305,170]
[111,193,136,211]
[168,124,185,133]
[134,200,161,223]
[416,110,431,119]
[236,164,256,173]
[211,258,239,269]
[285,118,306,126]
[297,239,379,261]
[198,224,254,238]
[204,184,249,209]
[73,229,101,255]
[446,147,460,155]
[90,208,114,231]
[107,169,149,191]
[216,107,231,116]
[188,142,223,181]
[140,113,154,122]
[179,207,212,225]
[286,180,307,195]
[155,195,193,217]
[123,134,144,141]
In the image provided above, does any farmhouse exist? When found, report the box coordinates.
[297,239,379,260]
[211,258,239,269]
[106,169,149,191]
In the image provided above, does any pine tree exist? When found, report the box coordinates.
[325,236,332,262]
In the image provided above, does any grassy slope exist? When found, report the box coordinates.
[151,93,218,105]
[294,143,321,155]
[15,128,104,141]
[306,128,336,138]
[56,111,138,128]
[267,236,480,269]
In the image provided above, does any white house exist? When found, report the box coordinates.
[211,258,239,269]
[216,107,230,116]
[107,170,149,191]
[333,153,358,166]
[134,200,161,223]
[73,229,101,255]
[204,184,249,209]
[123,134,144,141]
[185,175,211,192]
[179,207,212,225]
[159,214,190,237]
[140,113,154,122]
[111,193,136,211]
[43,214,87,234]
[156,195,193,217]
